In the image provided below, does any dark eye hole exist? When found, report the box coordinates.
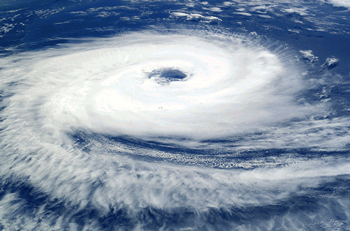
[148,68,187,85]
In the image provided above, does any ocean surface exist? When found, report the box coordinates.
[0,0,350,230]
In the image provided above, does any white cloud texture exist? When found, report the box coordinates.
[0,29,349,229]
[327,0,350,9]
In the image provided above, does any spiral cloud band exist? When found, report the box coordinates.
[1,30,350,229]
[2,32,311,139]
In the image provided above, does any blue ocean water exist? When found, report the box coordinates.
[0,0,350,230]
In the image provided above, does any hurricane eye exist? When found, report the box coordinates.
[148,68,187,84]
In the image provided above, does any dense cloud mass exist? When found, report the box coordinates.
[0,0,350,230]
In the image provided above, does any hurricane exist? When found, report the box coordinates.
[0,0,350,230]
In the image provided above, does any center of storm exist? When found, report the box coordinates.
[148,68,187,85]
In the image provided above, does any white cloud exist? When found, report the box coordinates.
[0,21,349,230]
[172,12,222,22]
[282,7,309,16]
[326,0,350,9]
[234,12,252,16]
[300,50,318,62]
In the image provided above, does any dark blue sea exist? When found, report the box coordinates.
[0,0,350,230]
